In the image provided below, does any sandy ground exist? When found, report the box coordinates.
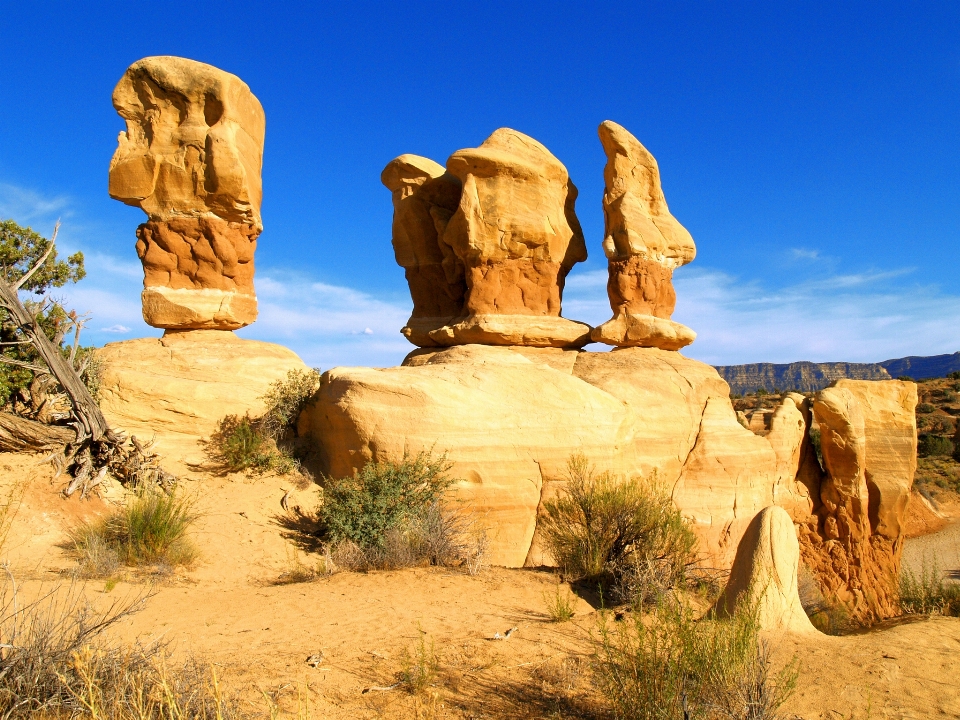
[3,451,960,719]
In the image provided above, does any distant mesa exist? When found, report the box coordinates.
[717,352,960,395]
[109,56,265,330]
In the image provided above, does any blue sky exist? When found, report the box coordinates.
[1,1,958,368]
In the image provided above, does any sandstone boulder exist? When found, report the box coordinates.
[590,121,696,350]
[381,155,465,346]
[713,506,817,634]
[424,129,591,348]
[98,331,307,471]
[109,56,265,330]
[299,345,797,567]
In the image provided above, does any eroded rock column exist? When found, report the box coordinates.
[591,121,696,350]
[381,155,465,347]
[428,128,591,348]
[109,56,265,330]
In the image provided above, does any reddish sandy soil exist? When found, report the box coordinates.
[3,451,959,719]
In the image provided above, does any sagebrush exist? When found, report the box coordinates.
[317,451,486,571]
[69,487,198,576]
[595,601,797,720]
[539,454,697,604]
[900,557,960,617]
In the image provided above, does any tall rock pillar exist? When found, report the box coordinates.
[108,56,265,330]
[591,121,696,351]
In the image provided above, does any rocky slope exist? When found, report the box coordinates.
[717,351,960,395]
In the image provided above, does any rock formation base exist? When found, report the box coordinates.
[591,312,696,350]
[427,314,592,348]
[141,287,258,330]
[98,330,306,469]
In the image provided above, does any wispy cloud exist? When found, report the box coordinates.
[101,324,130,333]
[790,247,820,260]
[669,268,960,365]
[0,184,72,226]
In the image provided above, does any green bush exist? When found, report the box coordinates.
[207,414,295,474]
[917,402,936,414]
[258,368,322,439]
[539,454,696,603]
[319,451,454,550]
[897,375,915,382]
[70,488,198,574]
[595,601,797,720]
[918,434,955,458]
[948,371,960,380]
[901,557,960,617]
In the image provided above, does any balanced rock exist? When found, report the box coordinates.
[713,506,817,634]
[98,330,307,470]
[425,129,591,348]
[299,345,801,567]
[109,56,265,330]
[590,121,696,350]
[381,155,465,346]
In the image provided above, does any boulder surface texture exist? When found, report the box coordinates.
[385,129,591,349]
[109,56,265,330]
[99,330,306,469]
[713,506,817,634]
[590,121,697,350]
[299,345,812,568]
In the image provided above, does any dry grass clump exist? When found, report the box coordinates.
[595,601,797,720]
[316,451,487,572]
[0,575,242,719]
[539,454,697,605]
[900,556,960,617]
[69,488,198,577]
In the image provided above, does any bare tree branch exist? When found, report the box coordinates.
[13,220,60,291]
[0,356,49,374]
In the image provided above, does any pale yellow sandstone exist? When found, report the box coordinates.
[98,331,307,471]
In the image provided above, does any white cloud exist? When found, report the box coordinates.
[101,324,130,333]
[790,248,820,261]
[0,183,72,226]
[668,268,960,365]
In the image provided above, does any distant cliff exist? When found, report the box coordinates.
[715,362,891,395]
[879,352,960,380]
[716,352,960,395]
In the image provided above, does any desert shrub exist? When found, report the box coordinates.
[539,454,697,604]
[900,557,960,617]
[318,451,485,571]
[595,601,797,720]
[543,584,577,622]
[0,576,242,719]
[70,488,198,575]
[400,631,439,695]
[917,402,936,414]
[927,415,955,435]
[258,367,322,440]
[320,451,453,549]
[207,413,295,475]
[898,375,915,382]
[809,428,824,469]
[918,434,955,458]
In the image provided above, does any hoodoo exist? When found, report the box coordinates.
[591,120,697,350]
[109,56,265,330]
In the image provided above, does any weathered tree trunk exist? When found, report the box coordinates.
[0,279,114,443]
[0,411,75,452]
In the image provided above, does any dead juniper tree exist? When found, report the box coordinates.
[0,219,175,496]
